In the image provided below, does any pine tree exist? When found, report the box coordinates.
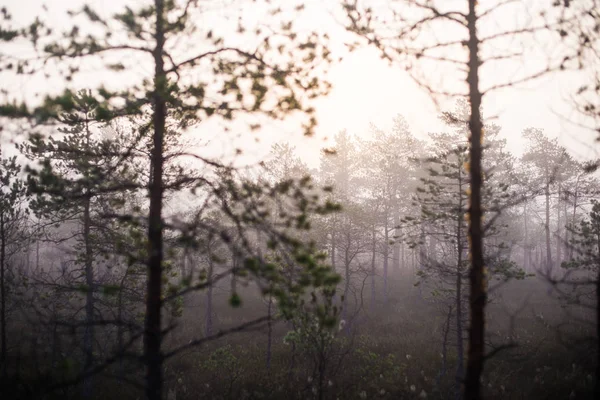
[19,90,141,395]
[522,128,577,274]
[410,101,524,396]
[0,151,29,377]
[562,200,600,398]
[1,2,334,398]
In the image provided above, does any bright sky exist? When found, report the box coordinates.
[1,0,598,168]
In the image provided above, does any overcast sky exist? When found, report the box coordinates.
[1,0,598,168]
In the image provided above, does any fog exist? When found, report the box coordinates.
[0,1,599,400]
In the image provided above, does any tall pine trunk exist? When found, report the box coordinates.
[464,1,486,398]
[383,217,389,304]
[455,162,465,394]
[524,203,530,272]
[0,215,6,376]
[556,184,562,267]
[205,258,214,337]
[596,261,599,399]
[145,1,167,398]
[545,182,553,274]
[82,193,94,397]
[371,224,376,311]
[82,114,95,398]
[331,215,336,270]
[342,230,351,326]
[393,206,400,272]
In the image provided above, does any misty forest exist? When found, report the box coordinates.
[0,1,600,399]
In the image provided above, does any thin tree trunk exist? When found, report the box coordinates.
[371,225,376,311]
[383,218,389,304]
[82,192,94,398]
[393,206,400,272]
[456,165,465,394]
[331,215,336,270]
[545,182,553,273]
[117,281,125,382]
[570,188,579,260]
[524,203,529,272]
[464,1,486,398]
[0,215,6,375]
[556,184,562,267]
[145,1,167,398]
[596,262,600,399]
[342,230,351,327]
[456,270,464,398]
[401,241,405,275]
[205,258,214,337]
[563,196,569,264]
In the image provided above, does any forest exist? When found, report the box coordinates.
[0,1,599,399]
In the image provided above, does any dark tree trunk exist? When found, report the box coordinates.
[383,218,389,304]
[342,231,351,323]
[371,225,376,311]
[456,164,465,393]
[145,1,167,398]
[36,239,39,272]
[596,263,600,400]
[331,215,336,270]
[82,192,94,398]
[556,184,562,267]
[205,258,214,337]
[464,1,486,398]
[563,196,569,263]
[594,231,600,399]
[524,203,529,272]
[393,206,400,272]
[570,190,579,260]
[0,215,6,375]
[545,182,553,273]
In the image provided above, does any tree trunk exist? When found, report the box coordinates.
[393,207,400,272]
[464,1,486,398]
[456,164,465,394]
[342,230,351,326]
[545,182,553,274]
[596,262,600,399]
[205,258,214,337]
[0,215,6,376]
[456,267,464,398]
[371,224,376,312]
[401,241,405,274]
[82,192,94,398]
[145,1,167,398]
[570,191,579,260]
[563,196,569,264]
[523,203,529,272]
[594,231,600,400]
[556,184,562,267]
[331,215,336,270]
[383,218,389,304]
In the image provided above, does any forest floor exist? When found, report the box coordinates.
[2,272,596,399]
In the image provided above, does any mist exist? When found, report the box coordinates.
[0,1,599,400]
